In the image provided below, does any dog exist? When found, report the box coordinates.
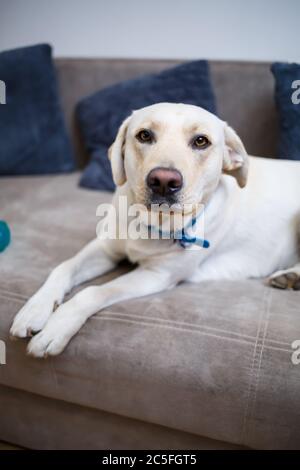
[10,102,300,357]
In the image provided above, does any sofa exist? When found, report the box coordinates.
[1,59,300,450]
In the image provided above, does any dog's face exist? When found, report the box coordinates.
[109,103,248,209]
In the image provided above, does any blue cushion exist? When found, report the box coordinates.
[271,62,300,159]
[77,60,217,191]
[0,44,74,174]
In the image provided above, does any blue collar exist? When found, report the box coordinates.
[147,211,210,249]
[178,215,210,249]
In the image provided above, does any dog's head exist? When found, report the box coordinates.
[109,103,248,209]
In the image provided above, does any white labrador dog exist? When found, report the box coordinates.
[10,103,300,357]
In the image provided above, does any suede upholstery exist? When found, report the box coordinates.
[0,60,298,450]
[1,174,300,449]
[0,384,242,450]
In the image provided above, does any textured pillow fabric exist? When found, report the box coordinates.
[0,44,74,175]
[271,62,300,159]
[77,60,217,191]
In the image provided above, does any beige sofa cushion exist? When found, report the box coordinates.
[1,174,300,449]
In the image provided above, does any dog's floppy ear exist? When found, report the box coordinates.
[108,115,132,186]
[222,123,249,188]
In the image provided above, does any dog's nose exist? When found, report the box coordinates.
[146,167,183,197]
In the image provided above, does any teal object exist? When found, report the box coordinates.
[0,221,11,252]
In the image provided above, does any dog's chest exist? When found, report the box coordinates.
[125,237,178,263]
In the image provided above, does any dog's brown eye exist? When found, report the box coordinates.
[136,129,153,143]
[192,135,210,149]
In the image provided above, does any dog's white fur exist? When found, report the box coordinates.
[10,103,300,357]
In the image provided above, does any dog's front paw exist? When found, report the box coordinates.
[10,294,59,339]
[26,304,82,357]
[27,328,68,358]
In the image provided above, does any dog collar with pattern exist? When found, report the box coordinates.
[147,212,210,249]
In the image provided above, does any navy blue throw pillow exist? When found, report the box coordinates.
[271,62,300,159]
[77,60,217,191]
[0,44,74,175]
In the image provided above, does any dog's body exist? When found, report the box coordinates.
[115,155,300,281]
[10,103,300,357]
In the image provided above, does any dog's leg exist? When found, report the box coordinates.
[10,239,118,338]
[269,263,300,290]
[27,263,177,357]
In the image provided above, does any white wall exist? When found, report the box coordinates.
[0,0,299,62]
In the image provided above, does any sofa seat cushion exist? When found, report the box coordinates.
[1,174,300,449]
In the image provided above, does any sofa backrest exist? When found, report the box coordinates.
[55,59,278,168]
